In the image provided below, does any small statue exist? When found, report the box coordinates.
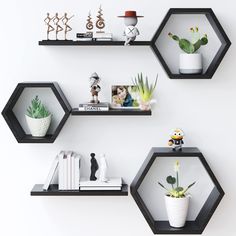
[53,13,64,40]
[118,11,143,46]
[90,153,99,181]
[96,5,105,33]
[89,72,101,104]
[44,13,55,40]
[99,154,108,182]
[168,128,184,151]
[86,11,93,31]
[62,13,74,40]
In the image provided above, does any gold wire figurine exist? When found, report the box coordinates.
[53,13,63,40]
[62,13,74,40]
[86,11,93,31]
[96,5,105,33]
[44,13,55,40]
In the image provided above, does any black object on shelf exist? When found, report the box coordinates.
[31,184,128,196]
[150,8,231,79]
[71,108,151,116]
[130,147,224,234]
[39,40,151,46]
[2,82,71,143]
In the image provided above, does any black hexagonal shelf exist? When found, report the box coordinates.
[130,147,224,234]
[2,82,71,143]
[151,8,231,79]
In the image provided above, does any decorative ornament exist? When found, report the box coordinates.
[96,5,105,32]
[86,11,93,31]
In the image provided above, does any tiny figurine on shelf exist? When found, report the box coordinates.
[53,13,64,40]
[89,72,101,104]
[44,13,55,40]
[96,5,105,33]
[168,129,184,151]
[118,11,143,46]
[62,13,74,40]
[86,11,93,31]
[99,154,108,182]
[90,153,99,181]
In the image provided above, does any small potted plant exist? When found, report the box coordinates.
[168,27,208,74]
[158,161,196,228]
[133,73,157,110]
[25,95,52,137]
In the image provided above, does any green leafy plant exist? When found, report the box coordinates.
[133,73,158,102]
[168,27,208,54]
[158,161,196,198]
[26,95,50,119]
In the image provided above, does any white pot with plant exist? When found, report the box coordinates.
[158,161,196,228]
[25,95,52,137]
[133,73,157,111]
[168,27,208,74]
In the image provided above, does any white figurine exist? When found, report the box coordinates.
[99,154,108,182]
[118,11,143,46]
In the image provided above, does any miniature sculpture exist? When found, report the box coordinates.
[53,13,64,40]
[44,13,55,40]
[86,11,93,31]
[62,13,74,40]
[118,11,143,46]
[99,154,108,182]
[168,128,184,151]
[89,72,101,104]
[90,153,99,181]
[96,5,105,32]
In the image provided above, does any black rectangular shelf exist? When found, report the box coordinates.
[31,184,128,196]
[39,40,151,46]
[71,108,151,116]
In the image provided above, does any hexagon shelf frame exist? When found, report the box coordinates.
[150,8,231,79]
[130,147,224,234]
[2,82,71,143]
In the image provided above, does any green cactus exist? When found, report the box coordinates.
[168,27,208,54]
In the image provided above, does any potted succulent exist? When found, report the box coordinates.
[158,161,196,228]
[133,73,157,110]
[25,95,52,137]
[168,27,208,74]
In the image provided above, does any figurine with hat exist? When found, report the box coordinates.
[118,11,143,46]
[89,72,101,104]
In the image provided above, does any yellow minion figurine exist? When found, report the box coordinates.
[168,128,184,151]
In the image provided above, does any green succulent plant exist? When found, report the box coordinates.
[26,95,51,119]
[168,27,208,54]
[158,161,196,198]
[133,73,158,102]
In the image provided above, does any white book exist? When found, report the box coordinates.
[74,153,81,190]
[78,107,109,111]
[71,153,75,189]
[63,153,68,190]
[80,186,121,191]
[80,178,122,187]
[93,32,112,39]
[58,151,66,190]
[67,151,74,190]
[43,155,59,190]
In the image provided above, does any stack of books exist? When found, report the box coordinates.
[78,102,109,111]
[80,178,122,191]
[76,32,93,41]
[43,151,81,191]
[93,32,113,41]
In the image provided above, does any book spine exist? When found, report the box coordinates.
[63,154,68,190]
[78,107,109,111]
[67,153,72,190]
[71,153,75,190]
[58,152,65,190]
[74,155,80,190]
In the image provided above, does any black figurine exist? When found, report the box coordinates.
[90,153,99,181]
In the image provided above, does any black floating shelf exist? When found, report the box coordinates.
[151,8,231,79]
[71,108,151,116]
[39,40,151,46]
[130,147,224,234]
[31,184,128,196]
[2,82,71,143]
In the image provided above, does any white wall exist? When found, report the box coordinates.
[0,0,235,236]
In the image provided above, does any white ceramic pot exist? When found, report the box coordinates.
[25,114,52,137]
[165,195,190,228]
[179,53,202,74]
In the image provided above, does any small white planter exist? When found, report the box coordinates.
[165,195,190,228]
[25,114,52,137]
[179,53,202,74]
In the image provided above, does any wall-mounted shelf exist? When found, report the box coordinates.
[151,8,231,79]
[130,147,224,234]
[71,108,151,116]
[2,82,71,143]
[39,40,151,46]
[31,184,128,196]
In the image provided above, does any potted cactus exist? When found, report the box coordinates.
[158,161,196,228]
[168,27,208,74]
[25,95,52,137]
[133,73,157,110]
